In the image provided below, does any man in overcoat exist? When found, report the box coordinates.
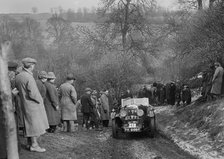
[45,72,60,133]
[59,73,77,132]
[211,62,224,99]
[15,57,49,152]
[182,85,192,105]
[100,90,110,127]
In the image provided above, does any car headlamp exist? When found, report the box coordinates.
[137,109,144,116]
[120,110,127,117]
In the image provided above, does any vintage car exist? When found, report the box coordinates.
[111,98,156,138]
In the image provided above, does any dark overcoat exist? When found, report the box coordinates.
[182,88,191,104]
[36,79,47,100]
[169,83,176,105]
[44,81,60,125]
[81,93,94,114]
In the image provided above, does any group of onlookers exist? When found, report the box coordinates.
[138,82,192,106]
[0,57,112,158]
[80,89,110,130]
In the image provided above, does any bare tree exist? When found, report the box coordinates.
[46,12,75,51]
[96,0,172,75]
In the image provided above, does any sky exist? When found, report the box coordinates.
[0,0,178,13]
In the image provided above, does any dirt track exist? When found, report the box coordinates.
[19,127,196,159]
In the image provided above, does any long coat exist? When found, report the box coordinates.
[36,79,47,100]
[182,88,191,104]
[80,93,94,114]
[59,82,77,120]
[45,81,60,125]
[211,66,224,95]
[15,68,49,137]
[100,93,110,120]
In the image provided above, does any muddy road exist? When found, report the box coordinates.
[19,127,196,159]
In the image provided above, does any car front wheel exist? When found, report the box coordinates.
[112,119,119,138]
[148,117,156,138]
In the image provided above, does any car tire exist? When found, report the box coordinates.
[148,117,156,138]
[112,119,119,138]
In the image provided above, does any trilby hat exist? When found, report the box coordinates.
[66,73,76,80]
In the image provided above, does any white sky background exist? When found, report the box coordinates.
[0,0,178,13]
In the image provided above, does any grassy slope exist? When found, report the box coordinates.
[175,99,224,141]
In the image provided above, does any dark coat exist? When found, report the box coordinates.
[44,81,60,126]
[81,93,94,114]
[159,86,166,104]
[165,83,171,103]
[182,88,191,104]
[36,79,47,100]
[169,83,176,105]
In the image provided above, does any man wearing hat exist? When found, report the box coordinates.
[36,71,48,99]
[15,57,49,152]
[44,72,60,133]
[100,90,110,127]
[211,62,224,99]
[81,88,94,130]
[59,73,77,132]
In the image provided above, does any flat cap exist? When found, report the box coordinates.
[48,72,56,79]
[21,57,37,65]
[66,73,76,80]
[85,87,92,92]
[8,61,18,69]
[38,71,48,79]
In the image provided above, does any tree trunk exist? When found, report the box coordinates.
[197,0,203,10]
[122,0,131,51]
[0,41,19,159]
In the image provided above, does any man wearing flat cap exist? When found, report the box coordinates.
[81,88,95,130]
[59,73,77,132]
[15,57,49,152]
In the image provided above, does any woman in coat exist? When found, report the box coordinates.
[59,73,77,132]
[100,90,110,127]
[15,57,49,152]
[44,72,60,133]
[211,62,224,99]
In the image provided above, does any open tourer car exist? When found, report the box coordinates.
[111,98,156,138]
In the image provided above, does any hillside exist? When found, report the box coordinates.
[156,99,224,158]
